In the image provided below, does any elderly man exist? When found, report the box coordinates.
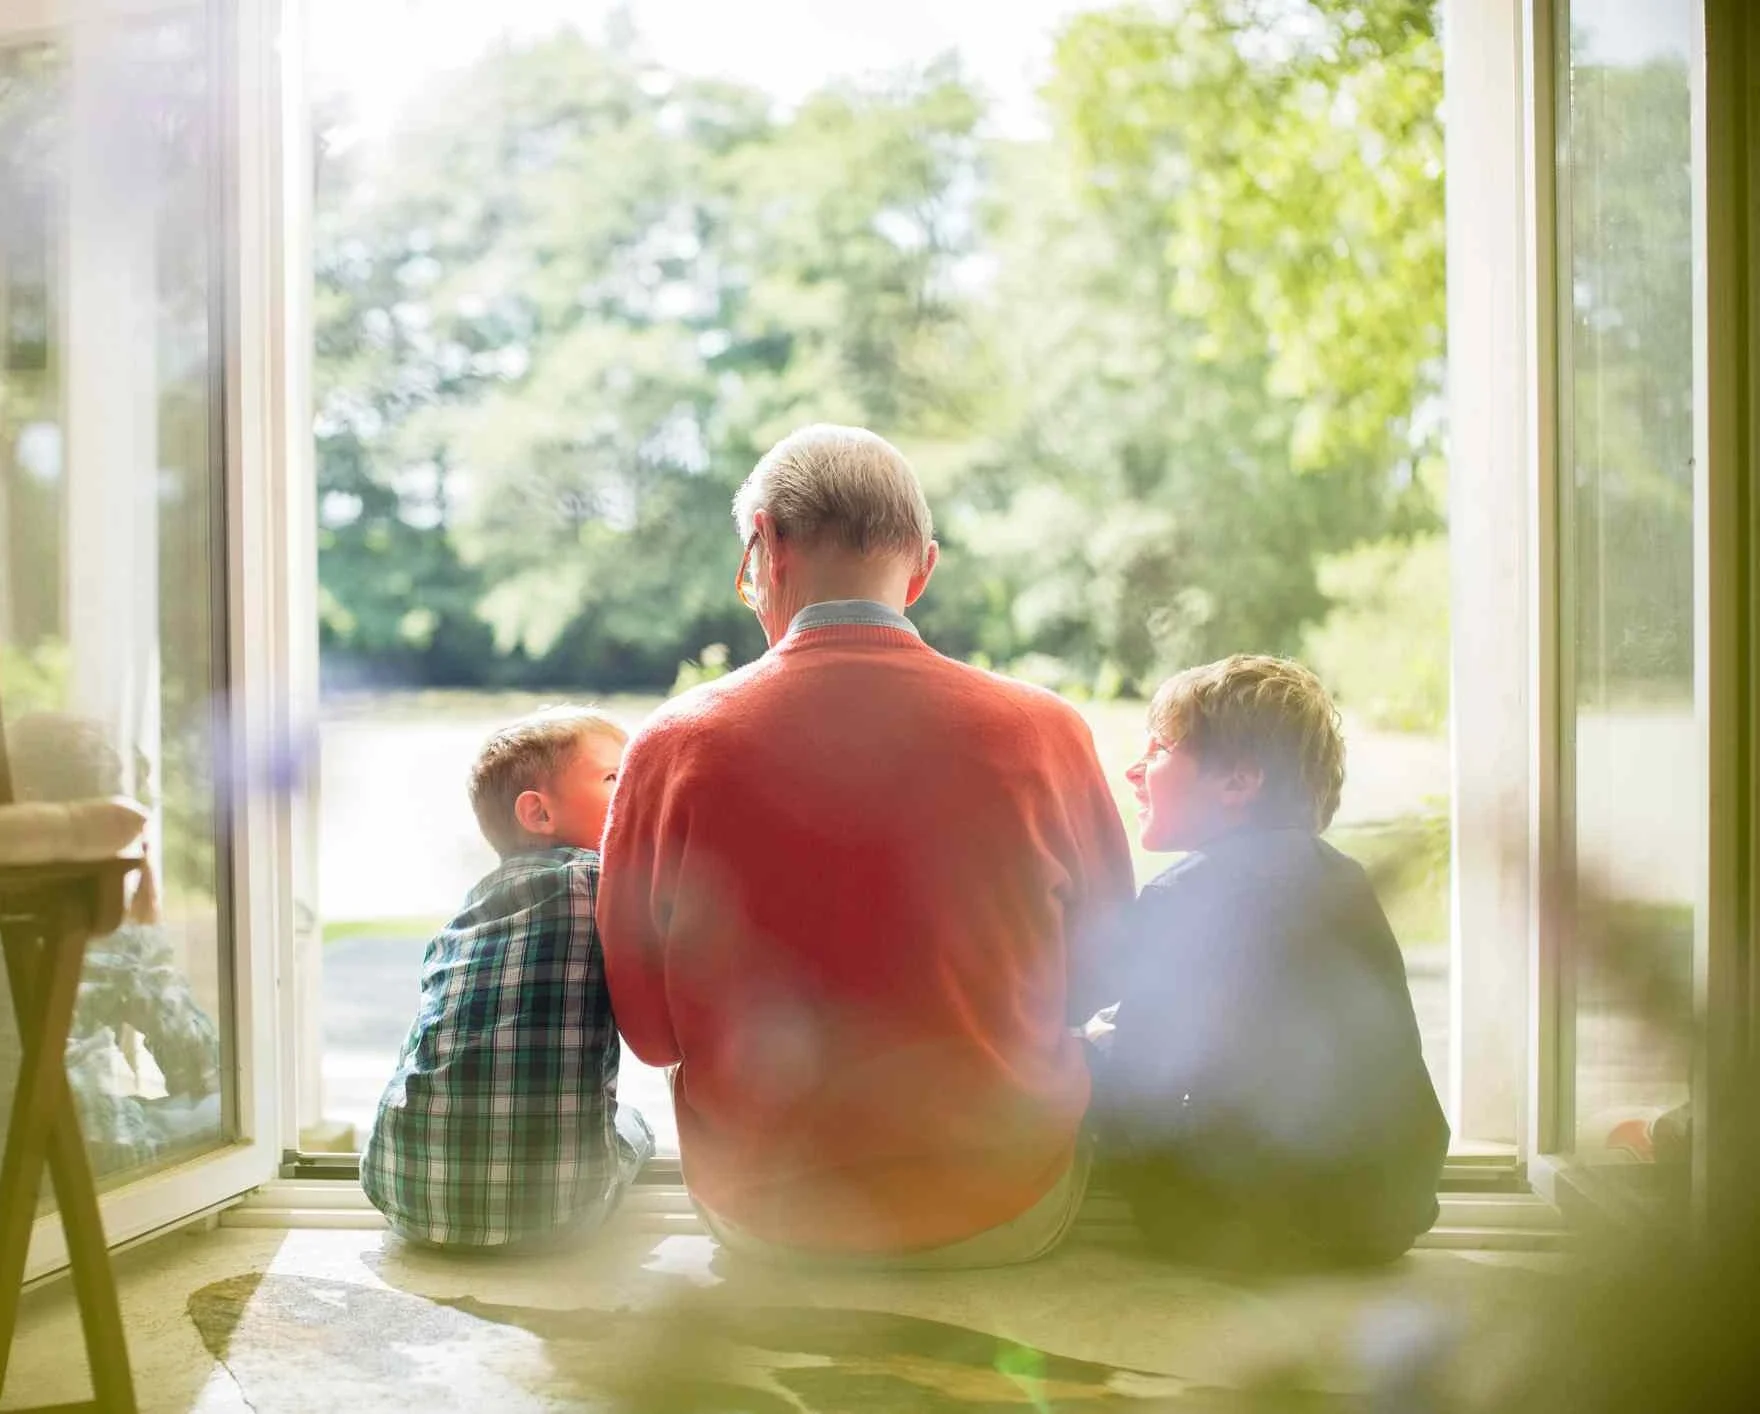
[598,424,1134,1265]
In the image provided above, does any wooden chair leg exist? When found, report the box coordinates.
[38,943,134,1412]
[42,1098,134,1412]
[0,922,88,1392]
[0,897,135,1412]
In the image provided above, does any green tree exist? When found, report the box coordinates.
[945,0,1444,694]
[309,6,1452,701]
[312,83,499,686]
[1050,0,1445,497]
[313,32,990,687]
[1303,531,1449,731]
[1562,53,1696,699]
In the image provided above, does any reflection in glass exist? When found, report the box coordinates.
[1559,0,1697,1161]
[0,7,230,1191]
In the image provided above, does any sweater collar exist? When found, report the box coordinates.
[785,599,921,640]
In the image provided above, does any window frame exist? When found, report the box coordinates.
[1695,0,1757,1236]
[1524,0,1758,1229]
[255,0,1754,1240]
[2,0,294,1282]
[1442,0,1555,1165]
[264,0,1553,1222]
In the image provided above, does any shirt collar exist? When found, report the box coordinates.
[785,599,921,639]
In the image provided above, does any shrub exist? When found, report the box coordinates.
[1304,533,1449,734]
[670,643,731,697]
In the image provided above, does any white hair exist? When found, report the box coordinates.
[733,424,933,566]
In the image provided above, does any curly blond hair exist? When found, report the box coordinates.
[1148,655,1346,831]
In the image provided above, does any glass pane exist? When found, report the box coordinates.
[1559,0,1698,1162]
[0,6,231,1193]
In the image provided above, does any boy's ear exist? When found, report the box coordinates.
[1220,764,1265,806]
[513,788,554,837]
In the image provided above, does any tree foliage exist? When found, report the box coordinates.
[1561,52,1696,698]
[313,3,1448,700]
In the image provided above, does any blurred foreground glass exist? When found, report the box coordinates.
[0,4,232,1194]
[1559,0,1698,1160]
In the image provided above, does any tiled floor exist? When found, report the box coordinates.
[0,1210,1561,1413]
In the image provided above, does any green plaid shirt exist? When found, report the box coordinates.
[361,847,625,1247]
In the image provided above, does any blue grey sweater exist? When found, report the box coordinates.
[1092,827,1449,1263]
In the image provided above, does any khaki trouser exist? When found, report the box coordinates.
[696,1144,1092,1271]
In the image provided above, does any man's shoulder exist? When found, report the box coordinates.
[930,657,1097,740]
[631,648,1096,767]
[629,659,773,748]
[632,652,1089,730]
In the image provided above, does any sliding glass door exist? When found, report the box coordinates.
[0,0,284,1276]
[1554,0,1703,1185]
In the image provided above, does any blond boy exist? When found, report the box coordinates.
[1093,656,1448,1268]
[361,707,652,1249]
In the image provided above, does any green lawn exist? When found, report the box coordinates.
[322,915,448,945]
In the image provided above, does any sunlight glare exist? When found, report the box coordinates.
[307,0,1097,143]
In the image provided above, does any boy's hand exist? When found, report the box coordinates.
[1077,1003,1119,1051]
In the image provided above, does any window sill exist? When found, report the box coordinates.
[229,1177,1566,1250]
[1527,1152,1688,1236]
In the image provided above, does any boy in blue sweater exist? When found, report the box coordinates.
[1090,656,1448,1269]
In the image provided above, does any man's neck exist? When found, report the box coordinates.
[792,578,909,615]
[797,543,915,609]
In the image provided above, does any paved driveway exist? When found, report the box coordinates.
[322,933,677,1152]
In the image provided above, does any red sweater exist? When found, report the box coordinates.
[598,620,1135,1253]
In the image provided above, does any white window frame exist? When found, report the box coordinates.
[0,0,293,1282]
[1442,0,1556,1164]
[274,0,325,1165]
[236,0,1564,1240]
[1510,0,1755,1225]
[252,0,1755,1237]
[1331,0,1746,1206]
[1694,0,1756,1235]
